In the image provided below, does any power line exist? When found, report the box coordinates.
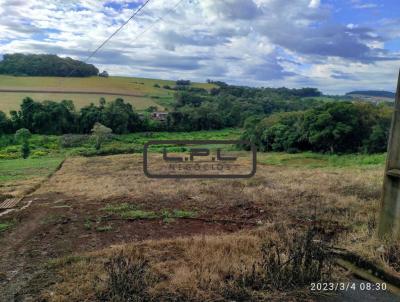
[21,0,154,113]
[60,0,187,79]
[127,0,187,45]
[82,0,153,66]
[22,0,187,113]
[65,0,153,78]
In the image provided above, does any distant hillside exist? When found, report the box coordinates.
[346,90,395,98]
[0,53,99,77]
[0,75,215,113]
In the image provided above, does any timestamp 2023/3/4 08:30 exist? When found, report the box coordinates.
[310,282,387,292]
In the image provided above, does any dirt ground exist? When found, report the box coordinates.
[0,154,391,301]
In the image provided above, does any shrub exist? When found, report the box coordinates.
[259,227,332,290]
[229,225,334,294]
[71,146,138,157]
[91,123,112,150]
[31,150,49,158]
[0,151,20,159]
[15,128,31,159]
[95,250,155,302]
[60,134,90,148]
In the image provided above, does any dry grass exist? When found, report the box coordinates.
[29,154,397,301]
[36,155,384,246]
[42,227,335,301]
[0,75,215,95]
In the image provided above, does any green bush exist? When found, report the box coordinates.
[0,151,20,159]
[71,147,138,157]
[31,150,49,158]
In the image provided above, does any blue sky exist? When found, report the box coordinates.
[0,0,399,94]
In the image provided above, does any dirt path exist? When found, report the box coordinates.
[0,197,50,301]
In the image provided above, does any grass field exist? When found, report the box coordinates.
[0,129,396,300]
[0,156,64,182]
[0,92,161,112]
[0,156,64,197]
[0,75,215,113]
[258,152,386,168]
[0,152,392,301]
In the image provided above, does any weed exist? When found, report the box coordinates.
[120,210,158,220]
[259,226,333,291]
[95,250,155,302]
[161,210,197,222]
[172,210,197,218]
[96,225,113,232]
[47,255,87,268]
[102,203,134,213]
[84,219,92,230]
[381,241,400,273]
[222,225,335,297]
[0,221,14,233]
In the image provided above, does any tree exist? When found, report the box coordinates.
[176,80,191,86]
[0,111,13,134]
[145,106,158,113]
[14,98,77,134]
[99,71,109,78]
[0,53,99,77]
[91,122,112,150]
[303,102,362,153]
[15,128,31,159]
[79,103,103,134]
[363,106,392,153]
[101,98,142,134]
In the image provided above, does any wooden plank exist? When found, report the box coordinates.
[0,197,22,209]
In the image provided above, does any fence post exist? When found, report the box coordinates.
[378,70,400,239]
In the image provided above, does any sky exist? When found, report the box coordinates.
[0,0,399,94]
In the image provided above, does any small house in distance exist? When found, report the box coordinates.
[99,71,109,78]
[151,112,168,122]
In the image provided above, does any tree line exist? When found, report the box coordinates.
[0,82,393,154]
[0,84,325,135]
[0,54,99,77]
[0,97,147,135]
[166,83,324,131]
[241,101,392,153]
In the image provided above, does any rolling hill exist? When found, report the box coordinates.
[0,75,215,113]
[346,90,395,103]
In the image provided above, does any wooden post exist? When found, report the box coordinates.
[378,70,400,239]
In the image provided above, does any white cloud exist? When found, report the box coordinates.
[308,0,320,9]
[0,0,398,94]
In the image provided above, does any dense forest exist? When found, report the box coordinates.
[0,54,99,77]
[0,81,393,154]
[241,102,391,153]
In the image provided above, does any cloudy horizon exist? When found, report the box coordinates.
[0,0,399,94]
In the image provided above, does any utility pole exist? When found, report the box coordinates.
[378,70,400,239]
